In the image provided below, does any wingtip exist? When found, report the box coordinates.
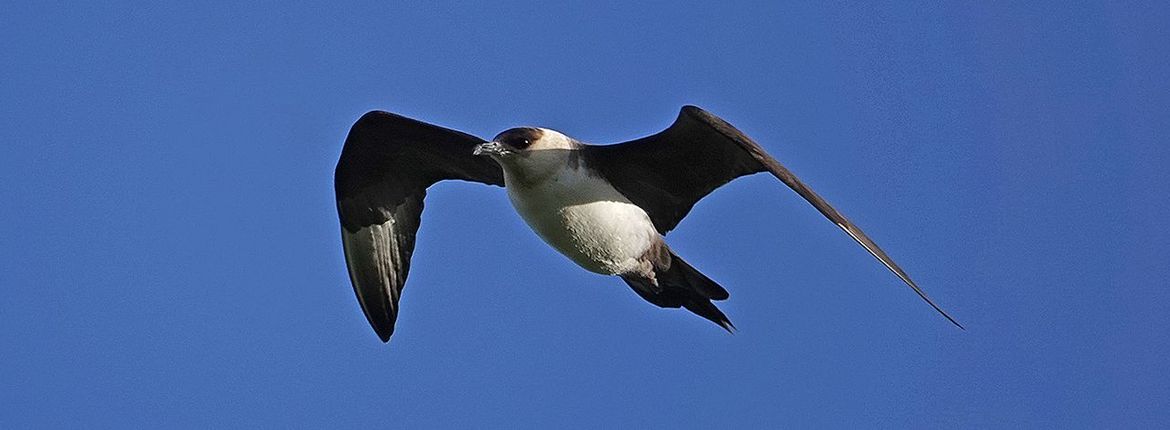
[370,318,395,342]
[375,329,393,343]
[829,224,965,331]
[913,285,966,331]
[945,313,966,331]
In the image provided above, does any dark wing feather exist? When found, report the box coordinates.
[584,106,962,329]
[335,111,503,342]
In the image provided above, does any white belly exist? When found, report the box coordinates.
[506,168,658,275]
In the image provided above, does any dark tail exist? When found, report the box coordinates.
[622,252,735,332]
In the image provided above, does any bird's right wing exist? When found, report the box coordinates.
[584,106,962,329]
[335,111,503,342]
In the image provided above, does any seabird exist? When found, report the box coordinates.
[335,105,962,342]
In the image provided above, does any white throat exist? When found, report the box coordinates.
[492,129,581,186]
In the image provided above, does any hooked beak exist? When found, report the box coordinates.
[473,141,506,156]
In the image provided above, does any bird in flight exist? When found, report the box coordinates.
[335,105,962,342]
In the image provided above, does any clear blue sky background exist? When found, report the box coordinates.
[2,2,1166,428]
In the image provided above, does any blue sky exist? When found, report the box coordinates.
[2,1,1166,428]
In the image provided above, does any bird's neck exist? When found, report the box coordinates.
[499,148,584,188]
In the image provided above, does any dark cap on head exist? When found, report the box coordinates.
[493,127,544,150]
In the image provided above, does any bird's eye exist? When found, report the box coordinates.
[508,136,532,149]
[494,128,543,150]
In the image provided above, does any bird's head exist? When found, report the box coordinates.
[474,127,578,185]
[474,127,576,156]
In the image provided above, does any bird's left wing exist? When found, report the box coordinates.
[583,105,962,328]
[335,111,504,342]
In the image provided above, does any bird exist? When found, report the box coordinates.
[335,105,962,342]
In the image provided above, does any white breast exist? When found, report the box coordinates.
[505,164,658,275]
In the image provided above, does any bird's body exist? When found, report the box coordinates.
[334,106,962,342]
[507,161,658,276]
[499,131,657,276]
